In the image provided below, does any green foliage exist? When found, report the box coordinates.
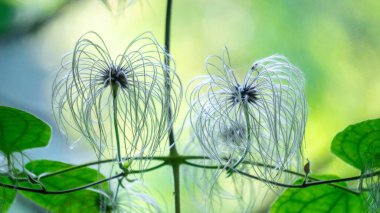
[20,160,109,212]
[0,176,16,212]
[271,176,365,213]
[0,106,51,155]
[331,118,380,171]
[0,1,14,34]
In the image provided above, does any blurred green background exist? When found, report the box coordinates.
[1,0,380,212]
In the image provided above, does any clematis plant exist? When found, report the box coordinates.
[0,1,379,213]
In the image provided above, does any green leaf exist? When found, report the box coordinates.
[19,160,110,212]
[0,106,51,155]
[331,118,380,170]
[270,175,365,213]
[0,176,16,212]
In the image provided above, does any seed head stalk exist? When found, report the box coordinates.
[112,85,124,170]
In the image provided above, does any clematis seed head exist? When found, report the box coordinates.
[188,48,308,183]
[52,31,182,169]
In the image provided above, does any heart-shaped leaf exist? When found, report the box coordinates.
[331,118,380,171]
[0,106,51,155]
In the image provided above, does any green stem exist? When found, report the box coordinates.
[183,161,363,195]
[1,173,124,195]
[172,162,181,213]
[235,169,362,195]
[0,162,167,194]
[164,0,181,212]
[36,155,203,180]
[164,0,177,156]
[112,85,124,170]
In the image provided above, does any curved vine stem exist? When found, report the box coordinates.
[183,161,380,195]
[2,154,379,198]
[34,156,204,180]
[0,173,124,194]
[0,162,167,194]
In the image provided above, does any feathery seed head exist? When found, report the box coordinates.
[52,31,182,168]
[188,48,307,182]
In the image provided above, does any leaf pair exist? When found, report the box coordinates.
[0,106,108,212]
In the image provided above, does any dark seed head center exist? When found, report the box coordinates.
[102,66,128,88]
[231,85,258,104]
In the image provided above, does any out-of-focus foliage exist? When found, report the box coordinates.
[0,1,15,34]
[0,0,71,40]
